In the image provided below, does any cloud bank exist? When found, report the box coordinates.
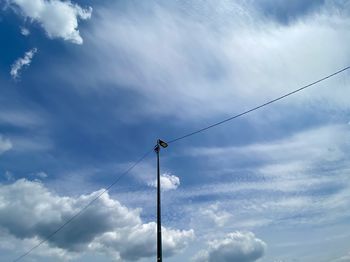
[0,179,193,261]
[10,0,92,44]
[183,123,350,229]
[68,0,350,120]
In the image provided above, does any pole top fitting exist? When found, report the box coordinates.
[154,139,168,153]
[157,139,168,148]
[158,139,168,149]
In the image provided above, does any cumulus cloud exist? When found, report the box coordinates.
[10,48,37,79]
[193,231,266,262]
[10,0,92,44]
[0,135,12,154]
[0,179,193,260]
[92,222,194,260]
[149,173,180,191]
[0,231,79,260]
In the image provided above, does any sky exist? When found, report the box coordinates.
[1,0,350,261]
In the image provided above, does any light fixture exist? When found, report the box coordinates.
[158,139,168,148]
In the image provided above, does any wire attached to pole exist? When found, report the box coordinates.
[11,65,350,262]
[167,66,350,144]
[12,149,153,262]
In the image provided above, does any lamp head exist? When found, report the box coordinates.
[158,139,168,148]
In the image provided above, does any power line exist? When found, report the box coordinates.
[167,66,350,144]
[11,65,350,261]
[12,149,153,262]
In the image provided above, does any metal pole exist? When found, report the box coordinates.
[155,141,162,262]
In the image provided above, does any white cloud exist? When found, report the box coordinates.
[0,135,12,154]
[193,231,266,262]
[35,171,48,179]
[10,0,92,44]
[0,109,44,127]
[0,231,77,260]
[64,0,350,120]
[177,123,350,231]
[10,48,37,79]
[92,222,194,260]
[188,124,350,195]
[199,204,231,227]
[189,124,350,163]
[20,26,30,36]
[0,179,193,261]
[149,173,180,191]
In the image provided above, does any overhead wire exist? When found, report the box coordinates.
[167,66,350,144]
[12,148,154,262]
[11,65,350,261]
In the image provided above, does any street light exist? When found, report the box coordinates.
[154,139,168,262]
[158,139,168,149]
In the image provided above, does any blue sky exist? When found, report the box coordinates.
[1,0,350,261]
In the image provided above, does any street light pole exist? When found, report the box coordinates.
[155,142,162,262]
[154,139,168,262]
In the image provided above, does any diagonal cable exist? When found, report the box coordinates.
[12,148,153,262]
[11,65,350,261]
[167,66,350,144]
